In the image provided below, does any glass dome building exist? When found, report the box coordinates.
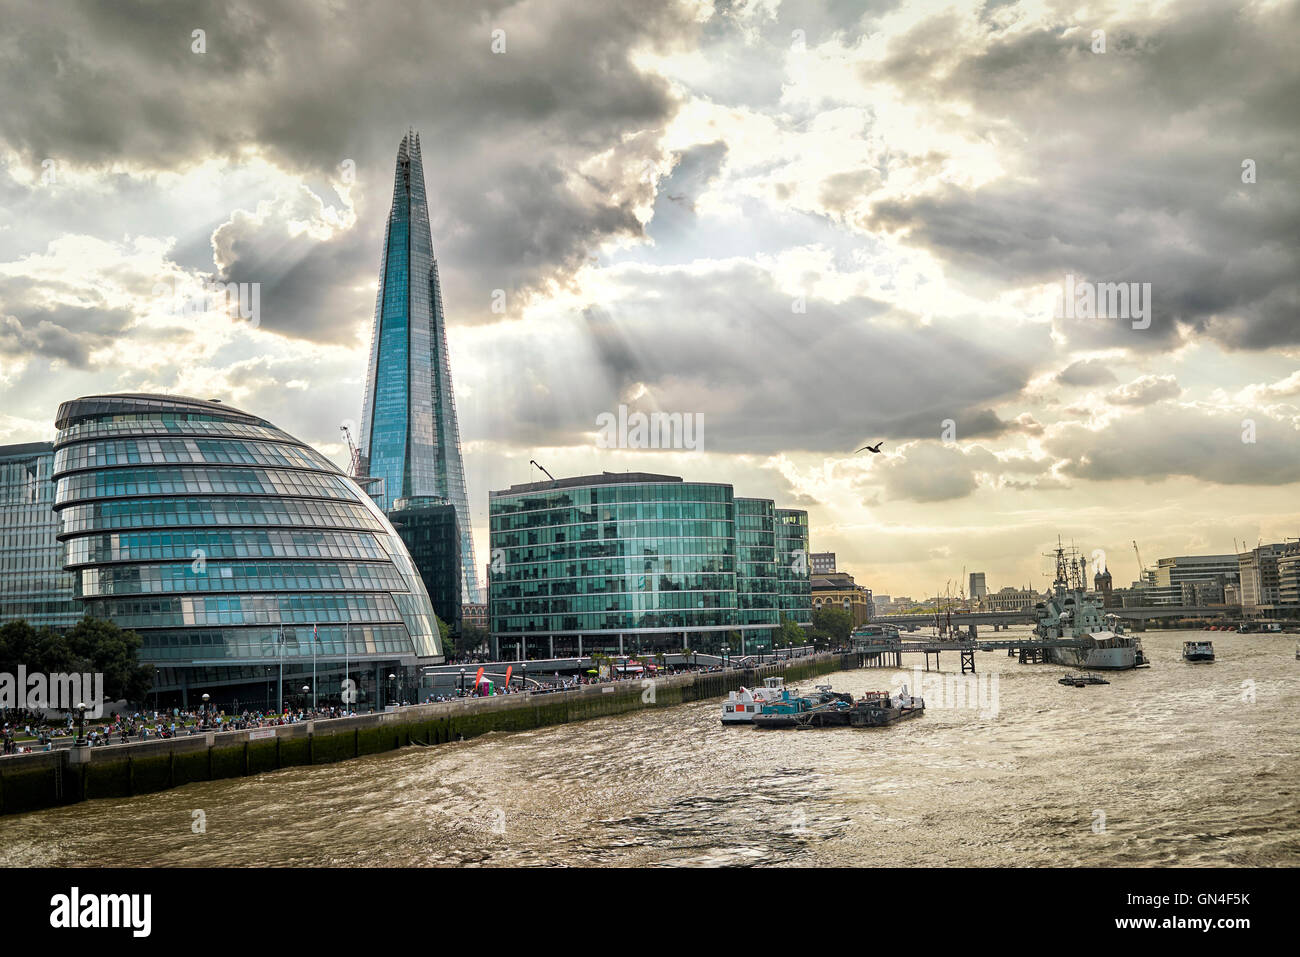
[51,394,443,708]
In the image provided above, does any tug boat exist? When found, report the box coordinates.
[720,676,791,725]
[1182,640,1215,662]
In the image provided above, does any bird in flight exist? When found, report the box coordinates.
[856,441,884,454]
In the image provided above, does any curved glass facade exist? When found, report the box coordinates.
[52,393,443,702]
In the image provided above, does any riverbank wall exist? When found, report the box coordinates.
[0,652,857,817]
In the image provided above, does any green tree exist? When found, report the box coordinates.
[64,617,153,702]
[812,606,854,646]
[776,615,804,647]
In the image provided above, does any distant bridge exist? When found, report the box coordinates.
[878,605,1240,626]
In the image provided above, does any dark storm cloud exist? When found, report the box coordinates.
[0,0,697,342]
[468,261,1051,453]
[0,292,135,369]
[862,0,1300,353]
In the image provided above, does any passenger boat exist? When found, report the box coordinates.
[720,676,791,725]
[1057,674,1110,686]
[1182,640,1215,662]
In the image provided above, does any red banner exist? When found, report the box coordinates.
[504,665,514,690]
[473,666,484,694]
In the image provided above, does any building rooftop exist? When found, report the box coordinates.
[491,471,686,497]
[54,393,268,430]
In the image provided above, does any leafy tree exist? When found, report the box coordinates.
[64,617,153,702]
[776,615,805,647]
[812,606,854,645]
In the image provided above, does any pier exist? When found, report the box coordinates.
[854,636,1092,673]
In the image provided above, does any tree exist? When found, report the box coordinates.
[775,615,804,647]
[64,617,153,702]
[812,606,854,646]
[1,617,152,704]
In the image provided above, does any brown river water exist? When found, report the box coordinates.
[1,629,1296,867]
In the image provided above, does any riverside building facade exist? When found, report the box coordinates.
[487,473,811,658]
[0,442,81,628]
[51,394,444,708]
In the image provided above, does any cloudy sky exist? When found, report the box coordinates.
[1,0,1297,597]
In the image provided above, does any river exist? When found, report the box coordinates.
[1,628,1296,867]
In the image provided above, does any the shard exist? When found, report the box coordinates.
[359,130,482,603]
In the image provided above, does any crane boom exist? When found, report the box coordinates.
[1132,540,1145,581]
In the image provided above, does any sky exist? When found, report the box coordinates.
[1,0,1298,598]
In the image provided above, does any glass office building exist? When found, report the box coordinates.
[775,508,812,627]
[387,496,461,635]
[0,442,81,628]
[51,394,443,707]
[358,130,482,603]
[489,473,810,657]
[735,497,778,649]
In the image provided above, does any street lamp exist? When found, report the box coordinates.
[521,662,528,693]
[721,644,730,669]
[388,673,397,707]
[459,667,466,695]
[74,702,87,746]
[201,692,210,730]
[301,685,310,711]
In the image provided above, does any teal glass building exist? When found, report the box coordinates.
[775,508,812,627]
[358,130,482,604]
[488,473,810,657]
[51,394,443,708]
[735,497,778,647]
[0,442,81,628]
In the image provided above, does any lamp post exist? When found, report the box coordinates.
[74,702,87,746]
[154,669,160,712]
[301,685,310,712]
[521,662,528,693]
[721,644,730,670]
[459,667,466,696]
[388,673,397,708]
[201,692,210,730]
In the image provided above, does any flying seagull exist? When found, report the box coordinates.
[856,441,884,454]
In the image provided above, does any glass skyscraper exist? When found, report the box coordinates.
[488,472,810,657]
[359,130,482,604]
[0,442,81,628]
[51,393,443,707]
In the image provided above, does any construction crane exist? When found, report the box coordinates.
[340,425,363,477]
[529,459,555,483]
[1132,540,1146,582]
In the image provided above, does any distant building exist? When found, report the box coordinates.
[811,552,837,574]
[1238,544,1288,611]
[1275,543,1300,608]
[0,442,81,628]
[985,586,1037,612]
[1145,555,1239,605]
[811,571,872,626]
[1093,567,1114,606]
[968,572,987,599]
[462,602,487,631]
[387,496,461,634]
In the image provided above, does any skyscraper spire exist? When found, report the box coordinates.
[359,130,483,603]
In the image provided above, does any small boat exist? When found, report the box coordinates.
[1182,640,1215,663]
[720,676,790,725]
[752,685,923,728]
[1058,674,1110,686]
